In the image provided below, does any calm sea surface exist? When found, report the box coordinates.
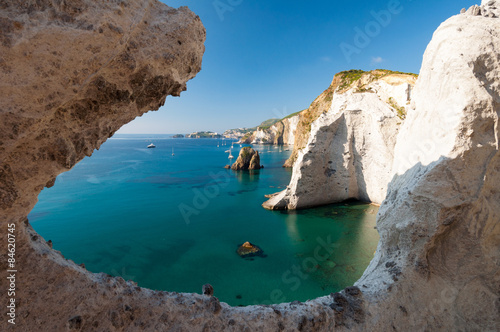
[29,134,379,306]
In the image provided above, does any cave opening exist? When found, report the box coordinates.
[29,133,379,306]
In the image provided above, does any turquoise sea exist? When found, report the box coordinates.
[29,134,379,306]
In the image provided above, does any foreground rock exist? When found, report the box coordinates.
[358,3,500,330]
[0,0,499,331]
[236,242,265,258]
[231,147,262,170]
[263,70,416,210]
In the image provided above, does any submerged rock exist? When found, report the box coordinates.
[231,147,262,170]
[236,241,265,258]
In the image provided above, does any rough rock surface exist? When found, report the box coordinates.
[236,241,264,258]
[357,5,500,330]
[241,114,300,145]
[283,79,338,168]
[264,72,416,210]
[1,0,499,331]
[231,147,262,170]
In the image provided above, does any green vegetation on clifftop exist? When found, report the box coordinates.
[336,69,418,93]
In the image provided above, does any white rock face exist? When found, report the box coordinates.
[282,114,300,145]
[358,8,500,331]
[251,128,272,144]
[250,114,300,145]
[263,76,414,209]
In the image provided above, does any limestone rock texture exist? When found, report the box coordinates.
[231,147,261,170]
[263,71,416,210]
[242,113,300,145]
[273,114,300,145]
[1,0,499,331]
[357,6,500,331]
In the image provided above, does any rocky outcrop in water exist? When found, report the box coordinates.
[263,71,417,210]
[231,147,262,170]
[236,242,265,258]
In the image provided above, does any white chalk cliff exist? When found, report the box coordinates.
[358,2,500,330]
[263,72,416,209]
[240,114,300,145]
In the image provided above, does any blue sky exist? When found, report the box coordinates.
[118,0,475,134]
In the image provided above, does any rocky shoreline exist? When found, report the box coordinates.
[263,71,417,210]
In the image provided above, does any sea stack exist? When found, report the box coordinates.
[231,147,262,170]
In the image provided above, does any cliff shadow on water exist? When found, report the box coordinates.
[275,200,380,295]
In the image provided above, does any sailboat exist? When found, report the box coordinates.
[172,147,175,156]
[228,150,234,160]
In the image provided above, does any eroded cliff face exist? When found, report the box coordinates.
[1,0,499,331]
[264,72,417,210]
[357,2,500,330]
[240,113,300,145]
[0,0,206,216]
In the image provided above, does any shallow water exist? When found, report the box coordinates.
[29,134,379,306]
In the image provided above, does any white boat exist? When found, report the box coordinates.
[172,147,175,156]
[147,143,156,149]
[225,150,231,153]
[228,151,234,159]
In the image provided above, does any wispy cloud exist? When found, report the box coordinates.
[320,56,332,62]
[372,56,384,66]
[371,56,384,65]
